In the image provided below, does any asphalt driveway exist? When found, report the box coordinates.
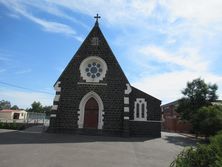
[0,127,196,167]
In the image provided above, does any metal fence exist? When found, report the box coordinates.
[0,112,50,127]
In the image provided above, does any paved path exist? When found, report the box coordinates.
[0,127,196,167]
[22,125,46,133]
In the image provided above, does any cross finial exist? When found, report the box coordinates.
[94,13,101,23]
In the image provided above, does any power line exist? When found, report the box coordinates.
[0,81,54,95]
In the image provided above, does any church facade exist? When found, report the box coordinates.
[49,18,161,137]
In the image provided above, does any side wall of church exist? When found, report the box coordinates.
[129,87,161,137]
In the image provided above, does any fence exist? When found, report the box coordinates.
[0,112,50,127]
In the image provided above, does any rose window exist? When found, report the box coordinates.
[85,62,103,78]
[80,56,107,82]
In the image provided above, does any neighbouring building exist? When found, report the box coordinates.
[48,15,161,137]
[161,100,222,133]
[161,100,192,133]
[0,109,27,120]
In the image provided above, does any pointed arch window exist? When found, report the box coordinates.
[134,98,147,121]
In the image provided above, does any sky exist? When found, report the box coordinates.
[0,0,222,109]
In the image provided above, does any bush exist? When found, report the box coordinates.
[192,105,222,137]
[0,122,26,130]
[170,132,222,167]
[0,121,3,128]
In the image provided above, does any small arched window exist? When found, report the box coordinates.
[134,98,147,121]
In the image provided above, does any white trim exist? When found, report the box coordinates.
[124,107,129,112]
[124,83,132,94]
[54,81,61,92]
[52,105,58,110]
[134,98,147,121]
[50,114,56,117]
[79,56,108,83]
[77,82,107,86]
[54,95,60,102]
[124,116,129,120]
[130,120,162,123]
[78,91,104,129]
[124,97,129,104]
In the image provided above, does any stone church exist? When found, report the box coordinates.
[49,15,161,137]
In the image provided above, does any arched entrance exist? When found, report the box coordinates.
[84,97,98,128]
[78,91,104,129]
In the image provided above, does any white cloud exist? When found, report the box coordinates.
[21,0,89,29]
[133,71,222,104]
[160,0,222,24]
[7,13,20,19]
[15,69,32,75]
[1,0,222,105]
[139,45,209,72]
[0,88,53,109]
[45,0,158,25]
[132,44,222,104]
[0,0,78,39]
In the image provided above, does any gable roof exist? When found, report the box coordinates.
[54,21,129,86]
[0,109,26,113]
[131,86,161,102]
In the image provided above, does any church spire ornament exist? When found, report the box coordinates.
[94,13,101,26]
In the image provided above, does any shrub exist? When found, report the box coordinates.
[192,105,222,138]
[11,121,17,129]
[170,132,222,167]
[0,121,3,128]
[0,122,26,130]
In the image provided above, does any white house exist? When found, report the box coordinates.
[0,109,27,120]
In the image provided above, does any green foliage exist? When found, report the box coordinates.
[10,105,19,110]
[27,101,52,114]
[0,121,3,128]
[27,101,44,113]
[43,105,52,116]
[0,100,11,110]
[176,78,220,136]
[176,78,218,121]
[192,105,222,137]
[170,132,222,167]
[0,121,26,130]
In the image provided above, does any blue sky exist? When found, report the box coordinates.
[0,0,222,108]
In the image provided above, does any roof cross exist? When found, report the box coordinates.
[94,13,101,22]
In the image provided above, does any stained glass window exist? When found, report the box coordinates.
[85,62,103,79]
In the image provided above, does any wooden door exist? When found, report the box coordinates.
[84,97,98,128]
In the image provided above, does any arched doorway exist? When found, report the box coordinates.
[84,97,98,128]
[78,91,104,129]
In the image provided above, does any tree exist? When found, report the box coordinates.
[176,78,218,121]
[43,105,52,116]
[0,100,11,110]
[28,101,43,113]
[11,105,19,110]
[192,105,222,137]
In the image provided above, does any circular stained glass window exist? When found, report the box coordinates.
[90,67,97,73]
[85,62,103,79]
